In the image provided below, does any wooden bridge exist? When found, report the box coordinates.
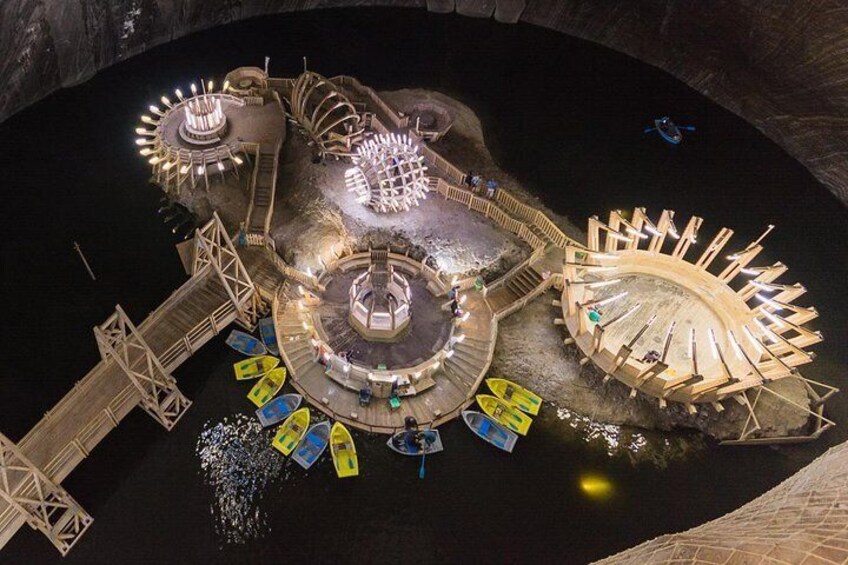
[0,214,264,556]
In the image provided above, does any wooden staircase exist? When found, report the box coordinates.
[485,263,545,315]
[246,148,279,235]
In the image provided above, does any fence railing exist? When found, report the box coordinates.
[331,75,409,129]
[434,178,547,251]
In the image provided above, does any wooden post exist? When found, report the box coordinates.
[0,433,93,556]
[94,305,192,430]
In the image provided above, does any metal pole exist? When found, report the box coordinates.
[73,242,96,281]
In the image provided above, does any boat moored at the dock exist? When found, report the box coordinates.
[226,329,267,356]
[248,367,287,407]
[330,423,359,478]
[258,317,280,356]
[292,421,332,470]
[462,410,518,453]
[256,394,302,427]
[233,355,279,381]
[272,407,311,456]
[476,394,533,436]
[486,378,542,416]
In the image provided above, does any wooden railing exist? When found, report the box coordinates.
[433,178,547,251]
[13,270,243,491]
[331,75,409,129]
[494,189,581,248]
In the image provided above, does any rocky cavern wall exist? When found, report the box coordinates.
[2,1,848,206]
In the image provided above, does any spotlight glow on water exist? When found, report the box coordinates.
[579,473,614,500]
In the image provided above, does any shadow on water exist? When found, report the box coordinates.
[0,7,845,564]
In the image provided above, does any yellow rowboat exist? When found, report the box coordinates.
[486,378,542,416]
[247,368,287,407]
[476,394,532,436]
[233,355,279,381]
[330,422,359,478]
[272,407,310,456]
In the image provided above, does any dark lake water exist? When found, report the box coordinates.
[1,8,846,564]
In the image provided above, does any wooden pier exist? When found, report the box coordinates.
[0,213,261,555]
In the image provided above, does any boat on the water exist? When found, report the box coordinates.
[387,429,444,456]
[247,367,287,407]
[462,410,518,453]
[644,116,695,145]
[255,393,302,427]
[656,117,682,144]
[258,317,280,356]
[486,378,542,416]
[476,394,532,436]
[330,422,359,478]
[233,355,279,381]
[292,421,331,470]
[226,329,267,356]
[272,407,310,456]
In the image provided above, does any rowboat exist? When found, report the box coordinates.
[258,317,280,356]
[462,410,518,453]
[486,378,542,416]
[247,367,287,407]
[255,394,302,427]
[656,117,682,144]
[226,329,267,356]
[387,429,444,456]
[475,394,532,436]
[233,355,279,381]
[272,407,310,456]
[330,422,359,478]
[292,421,331,470]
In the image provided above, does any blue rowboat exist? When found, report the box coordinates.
[292,421,331,470]
[655,117,682,145]
[255,394,302,428]
[387,429,444,456]
[462,410,518,453]
[258,317,279,356]
[226,329,267,356]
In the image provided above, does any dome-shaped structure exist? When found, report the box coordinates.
[290,71,363,157]
[344,133,429,213]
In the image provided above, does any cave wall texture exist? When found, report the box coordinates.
[2,1,848,562]
[2,0,848,207]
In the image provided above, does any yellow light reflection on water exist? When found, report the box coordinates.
[579,473,613,500]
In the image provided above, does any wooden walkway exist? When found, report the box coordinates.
[0,215,267,555]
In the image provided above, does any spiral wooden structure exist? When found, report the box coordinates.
[290,71,364,157]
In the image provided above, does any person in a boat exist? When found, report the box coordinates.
[402,429,421,452]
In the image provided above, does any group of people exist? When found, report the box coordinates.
[465,171,499,198]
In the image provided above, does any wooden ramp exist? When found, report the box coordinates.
[0,214,260,555]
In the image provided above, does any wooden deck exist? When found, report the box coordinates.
[275,266,498,434]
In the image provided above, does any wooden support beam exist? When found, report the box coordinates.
[671,215,702,259]
[0,433,93,556]
[695,227,733,270]
[94,305,191,430]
